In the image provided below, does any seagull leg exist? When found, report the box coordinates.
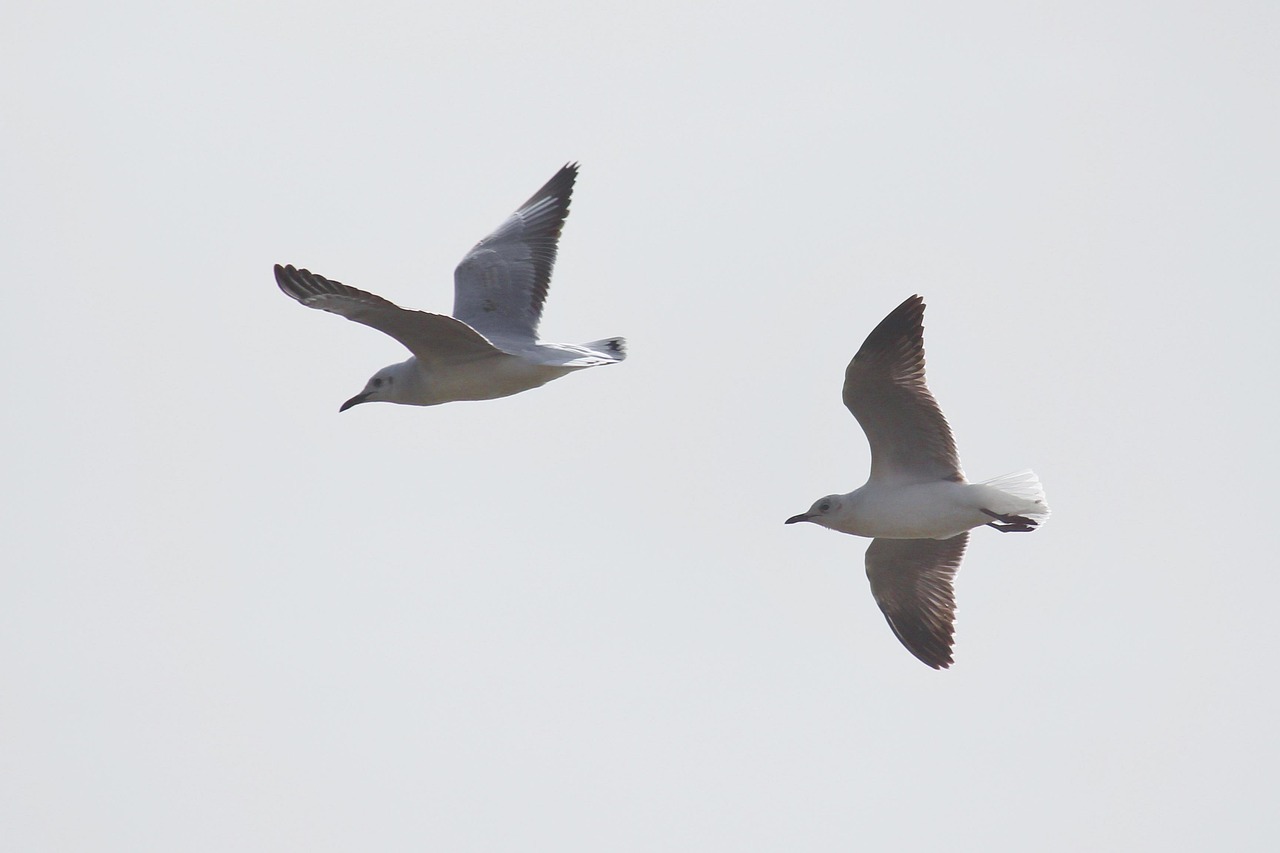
[981,508,1038,533]
[986,521,1035,533]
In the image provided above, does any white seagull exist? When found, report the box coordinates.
[275,163,625,411]
[786,295,1049,669]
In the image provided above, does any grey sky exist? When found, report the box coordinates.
[4,1,1278,850]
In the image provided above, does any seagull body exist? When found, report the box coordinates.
[804,475,1047,541]
[786,295,1048,669]
[275,163,625,411]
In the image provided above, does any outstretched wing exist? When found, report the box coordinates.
[275,264,499,366]
[842,295,963,485]
[452,163,577,345]
[864,534,968,669]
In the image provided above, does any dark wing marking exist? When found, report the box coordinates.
[842,295,963,485]
[275,264,499,365]
[864,534,969,669]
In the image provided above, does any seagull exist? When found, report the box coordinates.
[275,163,625,411]
[785,295,1049,669]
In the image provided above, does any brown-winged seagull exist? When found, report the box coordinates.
[785,295,1049,668]
[275,163,625,411]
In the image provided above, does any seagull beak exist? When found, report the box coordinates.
[785,512,815,525]
[339,391,372,412]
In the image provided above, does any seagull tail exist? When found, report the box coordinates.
[979,469,1051,525]
[579,337,627,362]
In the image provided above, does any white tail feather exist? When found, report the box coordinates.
[981,469,1051,524]
[580,337,627,361]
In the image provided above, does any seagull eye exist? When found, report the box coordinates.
[372,378,384,388]
[819,502,831,512]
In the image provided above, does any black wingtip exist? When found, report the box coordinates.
[851,294,927,366]
[882,294,925,331]
[274,263,294,296]
[274,263,320,303]
[542,162,578,199]
[922,647,954,670]
[884,615,956,670]
[909,642,954,670]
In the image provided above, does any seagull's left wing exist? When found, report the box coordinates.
[452,163,578,347]
[864,534,968,669]
[276,264,499,366]
[843,295,963,485]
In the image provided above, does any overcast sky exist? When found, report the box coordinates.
[4,1,1278,850]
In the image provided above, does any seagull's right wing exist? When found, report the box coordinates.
[864,534,968,669]
[275,265,499,365]
[842,295,963,485]
[452,163,578,347]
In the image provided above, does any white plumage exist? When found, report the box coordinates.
[275,163,625,411]
[786,295,1049,668]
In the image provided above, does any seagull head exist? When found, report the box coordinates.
[340,365,401,412]
[785,495,844,528]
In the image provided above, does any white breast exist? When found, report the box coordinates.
[837,481,991,540]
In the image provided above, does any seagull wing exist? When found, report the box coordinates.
[275,264,500,366]
[842,295,963,485]
[864,534,968,669]
[452,163,577,347]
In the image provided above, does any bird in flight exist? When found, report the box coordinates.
[786,295,1049,668]
[275,163,625,411]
